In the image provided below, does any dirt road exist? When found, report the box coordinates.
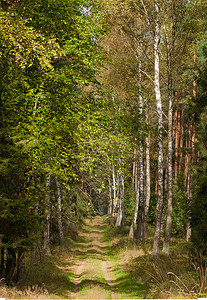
[68,216,119,300]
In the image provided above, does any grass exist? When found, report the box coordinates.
[102,215,207,299]
[78,258,112,299]
[23,254,74,297]
[102,217,147,299]
[0,230,86,299]
[1,215,207,299]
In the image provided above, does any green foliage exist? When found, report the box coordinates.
[171,175,188,236]
[124,189,136,226]
[191,42,207,257]
[0,0,107,269]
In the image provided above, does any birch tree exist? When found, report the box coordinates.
[162,3,176,254]
[44,174,51,256]
[56,178,64,246]
[151,0,164,258]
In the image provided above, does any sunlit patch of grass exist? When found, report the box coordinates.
[102,216,207,299]
[24,254,74,298]
[78,283,111,299]
[78,257,112,299]
[113,267,146,299]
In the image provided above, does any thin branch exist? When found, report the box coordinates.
[140,68,154,83]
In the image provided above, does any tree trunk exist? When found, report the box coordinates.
[163,24,174,254]
[186,37,196,239]
[143,105,150,240]
[5,247,16,283]
[115,159,125,228]
[56,178,64,246]
[132,148,137,190]
[31,202,40,264]
[0,235,6,278]
[152,2,164,258]
[120,169,125,230]
[136,61,144,242]
[186,121,192,241]
[164,156,168,191]
[179,105,184,173]
[16,251,24,283]
[174,104,179,179]
[108,177,113,215]
[129,181,140,238]
[112,163,117,215]
[184,125,190,186]
[44,174,51,255]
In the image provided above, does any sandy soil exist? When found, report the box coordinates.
[68,216,119,300]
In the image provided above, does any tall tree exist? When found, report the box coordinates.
[151,0,164,259]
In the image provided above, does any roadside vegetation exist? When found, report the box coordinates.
[102,216,207,299]
[1,216,206,299]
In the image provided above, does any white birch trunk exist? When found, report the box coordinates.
[44,174,51,255]
[136,61,144,242]
[143,103,150,239]
[152,2,164,258]
[129,181,140,238]
[115,159,125,227]
[56,178,64,246]
[108,177,113,215]
[112,163,117,215]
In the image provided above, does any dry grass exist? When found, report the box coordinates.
[103,217,207,299]
[0,285,53,299]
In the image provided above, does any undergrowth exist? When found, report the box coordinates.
[0,231,84,299]
[1,216,206,299]
[103,215,207,299]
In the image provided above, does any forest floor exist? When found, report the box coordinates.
[1,215,205,299]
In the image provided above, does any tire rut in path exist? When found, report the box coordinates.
[101,260,119,300]
[68,216,119,300]
[68,236,88,299]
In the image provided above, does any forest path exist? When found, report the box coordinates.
[68,216,119,300]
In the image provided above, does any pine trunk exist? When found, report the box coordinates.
[179,105,184,173]
[186,35,196,239]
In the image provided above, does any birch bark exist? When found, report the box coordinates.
[44,174,51,255]
[115,159,125,228]
[112,163,117,215]
[136,61,144,242]
[152,1,164,258]
[129,181,139,238]
[56,178,64,246]
[108,177,113,215]
[143,103,150,240]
